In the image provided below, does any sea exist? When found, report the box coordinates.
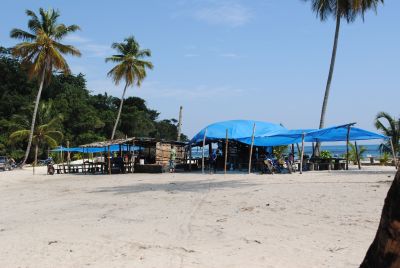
[191,144,382,159]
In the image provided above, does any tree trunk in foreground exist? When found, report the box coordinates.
[111,82,129,140]
[21,67,46,167]
[33,144,38,175]
[360,170,400,267]
[315,14,341,156]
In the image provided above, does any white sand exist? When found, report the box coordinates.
[0,166,395,268]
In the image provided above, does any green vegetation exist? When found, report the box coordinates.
[347,143,367,164]
[320,150,332,159]
[375,112,399,156]
[10,8,81,165]
[0,48,187,163]
[106,36,153,139]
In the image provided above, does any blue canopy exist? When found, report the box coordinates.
[52,145,139,153]
[304,125,387,142]
[190,120,286,145]
[239,125,387,146]
[237,129,315,146]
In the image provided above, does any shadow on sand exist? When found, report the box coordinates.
[90,179,260,195]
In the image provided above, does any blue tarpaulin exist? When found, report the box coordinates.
[52,145,140,153]
[191,120,387,147]
[190,120,286,144]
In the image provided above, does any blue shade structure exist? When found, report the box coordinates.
[190,120,286,145]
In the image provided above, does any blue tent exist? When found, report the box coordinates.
[190,120,286,145]
[304,125,387,142]
[52,144,140,153]
[238,124,387,146]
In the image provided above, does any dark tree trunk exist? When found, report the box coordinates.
[360,170,400,267]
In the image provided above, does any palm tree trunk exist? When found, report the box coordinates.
[316,13,341,156]
[111,82,129,140]
[360,170,400,267]
[33,144,38,175]
[21,67,46,167]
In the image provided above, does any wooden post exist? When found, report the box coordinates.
[300,133,305,174]
[188,145,192,171]
[208,143,212,173]
[201,128,207,174]
[248,123,256,174]
[67,140,70,173]
[177,106,183,141]
[346,125,351,170]
[390,138,398,169]
[355,141,361,170]
[224,129,228,174]
[108,145,111,175]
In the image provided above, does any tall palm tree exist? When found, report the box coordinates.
[303,0,384,153]
[10,8,81,166]
[106,36,153,140]
[375,112,400,156]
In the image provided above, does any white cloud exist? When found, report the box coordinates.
[219,53,239,58]
[184,53,200,57]
[84,44,113,58]
[64,34,90,43]
[194,3,252,27]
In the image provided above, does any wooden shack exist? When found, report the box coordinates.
[132,138,188,173]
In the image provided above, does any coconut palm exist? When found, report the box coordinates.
[10,8,81,166]
[9,116,63,170]
[375,112,400,156]
[106,36,153,140]
[303,0,384,153]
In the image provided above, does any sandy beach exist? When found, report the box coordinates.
[0,166,395,268]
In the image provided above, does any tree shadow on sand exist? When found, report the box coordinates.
[90,179,259,195]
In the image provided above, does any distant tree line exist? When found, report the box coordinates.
[0,47,187,162]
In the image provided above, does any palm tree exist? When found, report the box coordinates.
[9,116,63,171]
[375,112,400,157]
[106,36,153,140]
[303,0,384,153]
[10,8,81,166]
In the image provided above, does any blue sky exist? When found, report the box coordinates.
[1,0,399,138]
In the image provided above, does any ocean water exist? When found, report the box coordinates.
[191,144,382,158]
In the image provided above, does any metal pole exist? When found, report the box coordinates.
[390,138,398,169]
[108,145,111,175]
[355,141,361,170]
[224,129,228,174]
[248,123,256,174]
[300,133,305,174]
[201,128,207,174]
[346,125,351,170]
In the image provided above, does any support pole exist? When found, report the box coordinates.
[355,141,361,170]
[346,125,351,170]
[201,128,207,174]
[108,145,111,175]
[177,106,183,141]
[224,129,228,174]
[390,138,398,169]
[248,123,256,174]
[300,133,305,174]
[189,145,192,171]
[67,140,70,173]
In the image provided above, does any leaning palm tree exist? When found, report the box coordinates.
[10,8,81,166]
[106,36,153,140]
[303,0,384,153]
[9,116,63,172]
[375,112,400,157]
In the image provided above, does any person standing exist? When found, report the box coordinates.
[210,149,218,174]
